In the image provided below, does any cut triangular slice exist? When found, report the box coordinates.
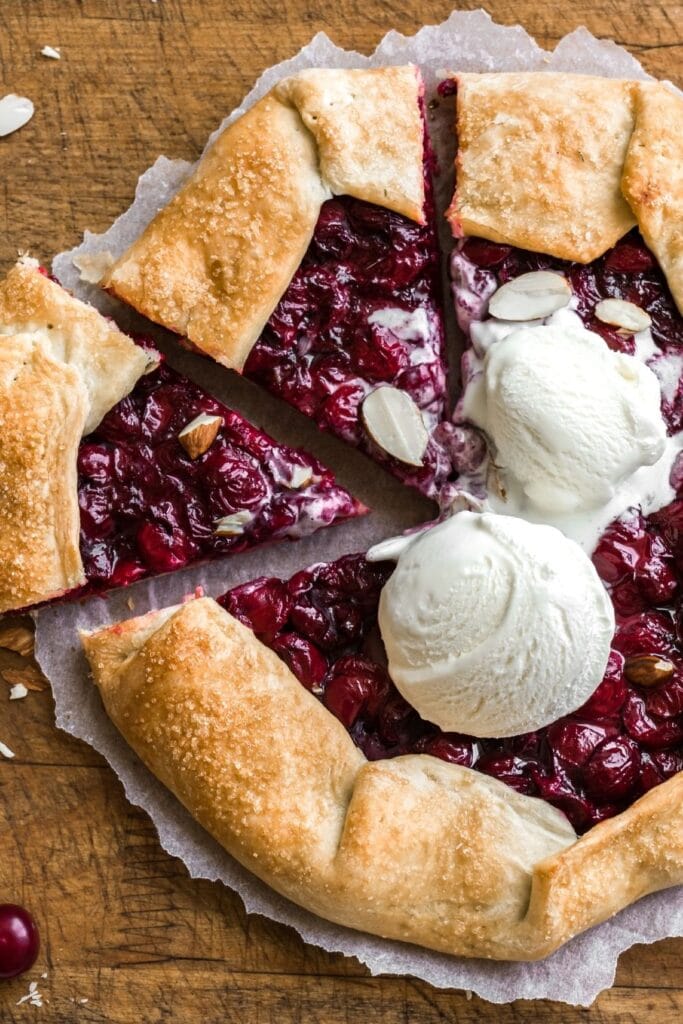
[101,67,456,503]
[0,258,365,614]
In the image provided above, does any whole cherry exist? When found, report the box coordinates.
[0,904,39,979]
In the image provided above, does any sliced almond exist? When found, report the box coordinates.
[288,465,314,489]
[488,271,571,321]
[2,665,47,692]
[624,654,674,687]
[595,298,652,334]
[214,510,252,537]
[362,387,428,467]
[0,622,34,658]
[487,460,508,502]
[0,94,34,137]
[178,413,222,459]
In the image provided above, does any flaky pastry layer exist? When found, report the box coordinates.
[104,66,426,371]
[622,82,683,313]
[0,259,157,612]
[81,598,683,961]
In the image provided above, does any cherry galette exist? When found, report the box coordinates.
[75,68,683,966]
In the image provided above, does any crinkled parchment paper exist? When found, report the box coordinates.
[34,9,681,1006]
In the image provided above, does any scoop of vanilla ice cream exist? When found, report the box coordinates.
[374,511,614,738]
[464,322,667,515]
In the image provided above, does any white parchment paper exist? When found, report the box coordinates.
[35,9,681,1005]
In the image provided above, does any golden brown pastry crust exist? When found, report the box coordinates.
[0,259,157,613]
[622,83,683,314]
[81,597,683,961]
[274,66,424,223]
[104,66,426,371]
[0,258,155,433]
[448,73,638,263]
[448,73,683,315]
[104,93,330,371]
[0,335,87,612]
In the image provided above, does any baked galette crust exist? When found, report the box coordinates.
[448,73,638,264]
[0,335,87,613]
[0,259,157,613]
[448,73,683,314]
[0,259,155,433]
[103,66,426,371]
[274,66,425,223]
[81,597,683,961]
[103,93,330,371]
[622,82,683,313]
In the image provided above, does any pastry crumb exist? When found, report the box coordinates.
[0,740,15,759]
[40,46,61,60]
[9,682,28,700]
[73,251,114,285]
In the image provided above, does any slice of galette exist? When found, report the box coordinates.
[445,74,683,552]
[80,533,682,961]
[0,258,364,614]
[95,67,454,502]
[441,74,683,797]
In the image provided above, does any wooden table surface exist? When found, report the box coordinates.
[0,1,681,1021]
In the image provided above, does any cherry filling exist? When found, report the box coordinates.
[221,515,683,834]
[75,355,364,595]
[243,138,453,501]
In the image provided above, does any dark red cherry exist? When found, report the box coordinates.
[417,733,475,767]
[140,390,176,440]
[136,522,196,573]
[77,443,114,483]
[604,239,655,273]
[577,651,627,717]
[0,905,39,980]
[319,383,366,442]
[221,577,291,642]
[97,395,141,442]
[584,736,641,800]
[614,611,677,659]
[204,445,268,512]
[478,754,534,795]
[271,633,328,690]
[529,769,595,830]
[647,676,683,718]
[324,657,390,728]
[376,689,417,746]
[461,237,512,268]
[640,749,683,791]
[546,719,614,768]
[623,691,683,748]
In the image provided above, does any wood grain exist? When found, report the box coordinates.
[0,1,681,1021]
